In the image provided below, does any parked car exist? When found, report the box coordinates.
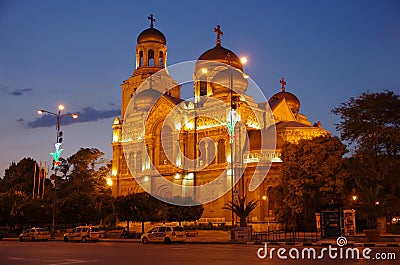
[19,227,50,242]
[141,226,186,244]
[63,226,100,242]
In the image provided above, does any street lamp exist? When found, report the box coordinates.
[38,104,78,235]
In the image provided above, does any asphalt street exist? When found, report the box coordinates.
[0,241,398,265]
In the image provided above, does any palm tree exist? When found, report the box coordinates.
[223,196,258,227]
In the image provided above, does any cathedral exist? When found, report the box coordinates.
[111,16,329,225]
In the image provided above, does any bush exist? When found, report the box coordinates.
[387,224,400,234]
[184,222,231,231]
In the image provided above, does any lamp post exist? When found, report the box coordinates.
[38,104,78,235]
[226,54,248,228]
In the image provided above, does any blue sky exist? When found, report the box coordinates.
[0,0,399,175]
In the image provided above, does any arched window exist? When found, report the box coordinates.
[160,126,172,165]
[136,151,142,173]
[217,139,225,164]
[199,141,206,166]
[199,76,207,96]
[159,51,164,67]
[148,50,155,66]
[208,140,216,164]
[139,51,143,67]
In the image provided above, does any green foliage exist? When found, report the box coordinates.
[114,193,204,232]
[334,91,400,229]
[223,196,258,227]
[332,91,400,155]
[165,196,204,224]
[272,136,347,229]
[0,148,114,229]
[0,191,27,228]
[184,222,230,231]
[1,158,36,196]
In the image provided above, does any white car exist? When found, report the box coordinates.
[141,226,186,244]
[63,226,100,242]
[19,227,50,242]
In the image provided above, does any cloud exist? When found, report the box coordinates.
[10,88,33,96]
[1,86,34,96]
[24,106,120,128]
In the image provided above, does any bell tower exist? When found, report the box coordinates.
[120,14,168,118]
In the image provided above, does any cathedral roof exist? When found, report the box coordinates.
[137,27,166,44]
[197,25,243,70]
[198,45,243,71]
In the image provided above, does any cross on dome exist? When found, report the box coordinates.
[280,77,287,92]
[148,14,155,28]
[214,25,223,46]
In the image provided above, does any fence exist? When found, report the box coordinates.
[252,229,321,243]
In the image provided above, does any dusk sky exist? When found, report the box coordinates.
[0,0,399,176]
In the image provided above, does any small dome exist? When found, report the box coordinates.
[134,89,162,110]
[137,28,166,45]
[198,45,243,71]
[269,90,300,114]
[211,68,248,94]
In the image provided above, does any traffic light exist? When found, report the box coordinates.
[57,131,63,143]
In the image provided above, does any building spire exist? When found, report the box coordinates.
[214,25,223,46]
[148,14,155,28]
[280,77,287,92]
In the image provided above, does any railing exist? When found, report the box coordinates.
[252,230,322,243]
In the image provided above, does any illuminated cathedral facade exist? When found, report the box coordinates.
[111,16,329,225]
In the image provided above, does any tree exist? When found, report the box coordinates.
[114,193,166,233]
[1,158,36,196]
[0,191,27,229]
[57,192,99,226]
[223,196,258,227]
[59,148,108,195]
[333,91,400,229]
[272,136,347,230]
[131,193,166,233]
[332,91,400,155]
[165,197,204,225]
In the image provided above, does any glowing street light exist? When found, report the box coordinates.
[37,104,78,235]
[106,177,113,187]
[240,56,248,65]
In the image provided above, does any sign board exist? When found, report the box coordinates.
[321,210,340,238]
[343,209,356,236]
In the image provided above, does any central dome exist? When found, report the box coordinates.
[198,44,243,71]
[134,89,162,110]
[137,28,166,45]
[211,68,248,94]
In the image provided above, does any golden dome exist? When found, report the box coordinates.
[269,90,300,114]
[137,28,166,45]
[211,68,248,94]
[198,45,243,71]
[134,89,162,110]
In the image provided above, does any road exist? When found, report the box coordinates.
[0,241,398,265]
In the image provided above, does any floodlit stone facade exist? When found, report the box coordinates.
[111,19,329,225]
